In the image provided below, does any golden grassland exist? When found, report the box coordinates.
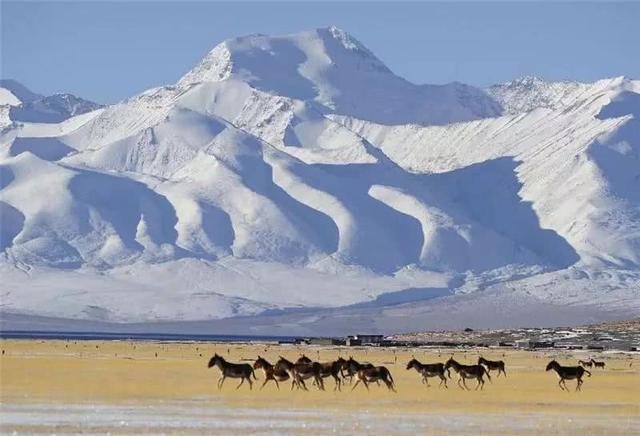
[1,339,639,433]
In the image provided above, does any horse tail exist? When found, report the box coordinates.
[251,368,257,380]
[385,367,395,386]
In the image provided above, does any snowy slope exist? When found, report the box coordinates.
[336,76,640,270]
[0,28,638,330]
[485,76,592,115]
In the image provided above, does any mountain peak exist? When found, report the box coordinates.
[178,27,390,89]
[0,79,101,123]
[177,28,497,125]
[0,79,42,104]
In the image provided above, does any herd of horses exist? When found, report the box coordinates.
[206,352,603,393]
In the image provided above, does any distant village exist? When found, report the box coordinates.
[288,321,640,352]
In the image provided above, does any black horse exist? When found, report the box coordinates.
[445,357,491,390]
[478,357,507,377]
[406,358,449,388]
[546,360,591,391]
[208,354,255,390]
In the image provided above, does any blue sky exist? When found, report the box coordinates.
[2,1,639,104]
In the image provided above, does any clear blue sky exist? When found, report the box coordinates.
[2,1,639,104]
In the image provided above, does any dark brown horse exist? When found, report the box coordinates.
[546,360,591,391]
[319,358,347,391]
[445,357,491,390]
[296,354,313,365]
[253,356,290,390]
[578,359,593,368]
[296,354,345,391]
[406,358,449,388]
[276,356,324,391]
[343,356,375,384]
[347,357,396,392]
[478,357,507,377]
[591,358,606,369]
[208,353,255,390]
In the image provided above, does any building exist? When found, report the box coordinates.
[515,339,555,349]
[347,334,384,346]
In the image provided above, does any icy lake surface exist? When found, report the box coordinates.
[1,401,638,434]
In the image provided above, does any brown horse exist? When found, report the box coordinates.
[208,353,255,390]
[296,354,345,391]
[253,356,290,390]
[445,357,491,390]
[578,359,593,368]
[343,356,375,384]
[296,354,313,365]
[406,358,448,388]
[347,357,396,392]
[478,357,507,377]
[591,358,606,369]
[276,356,324,391]
[546,360,591,391]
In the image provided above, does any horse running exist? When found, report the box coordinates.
[406,358,449,388]
[347,357,396,392]
[591,358,606,369]
[276,356,324,391]
[295,354,346,391]
[253,356,290,390]
[208,353,255,390]
[478,357,507,377]
[342,357,374,385]
[318,358,347,391]
[578,359,593,368]
[445,357,491,390]
[546,360,591,391]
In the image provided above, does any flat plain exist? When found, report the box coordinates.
[1,340,639,434]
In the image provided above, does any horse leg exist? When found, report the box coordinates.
[457,378,465,390]
[462,377,470,391]
[260,379,269,390]
[247,376,253,390]
[317,376,325,391]
[236,378,245,390]
[219,376,226,390]
[299,377,308,391]
[576,378,582,392]
[557,379,565,391]
[351,379,361,392]
[333,374,340,392]
[363,379,370,391]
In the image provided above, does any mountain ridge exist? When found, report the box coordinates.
[0,27,638,331]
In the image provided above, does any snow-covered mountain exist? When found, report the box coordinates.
[0,80,102,128]
[1,27,638,333]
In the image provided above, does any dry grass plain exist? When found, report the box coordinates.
[1,339,639,434]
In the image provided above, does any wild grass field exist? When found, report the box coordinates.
[1,340,639,434]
